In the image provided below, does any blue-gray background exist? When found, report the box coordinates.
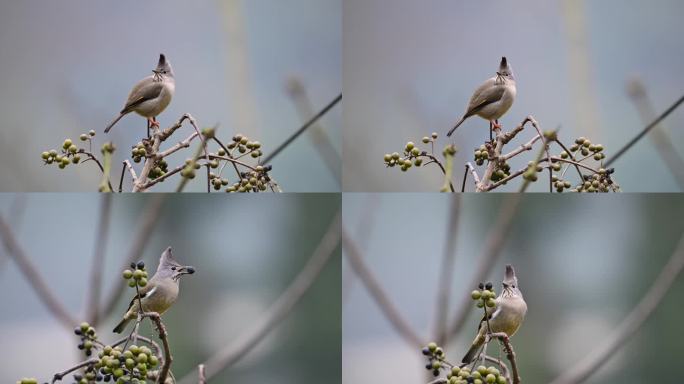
[0,194,341,383]
[0,0,341,192]
[343,194,684,383]
[343,0,684,191]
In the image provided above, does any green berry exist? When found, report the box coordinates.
[486,298,496,308]
[471,290,482,300]
[427,342,437,352]
[138,277,147,287]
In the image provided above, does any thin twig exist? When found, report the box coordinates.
[447,194,522,340]
[51,358,98,383]
[626,79,684,190]
[342,227,424,348]
[86,195,112,325]
[605,93,684,167]
[260,93,342,165]
[99,196,165,319]
[178,211,341,384]
[549,230,684,384]
[433,197,461,346]
[140,312,172,384]
[0,215,79,329]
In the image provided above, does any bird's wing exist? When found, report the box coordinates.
[121,78,164,113]
[124,284,156,312]
[476,304,502,332]
[464,79,505,118]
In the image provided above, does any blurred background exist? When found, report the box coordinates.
[343,0,684,191]
[343,194,684,383]
[0,0,341,192]
[0,194,341,383]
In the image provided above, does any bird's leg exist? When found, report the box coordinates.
[147,119,151,139]
[489,121,494,142]
[493,119,501,129]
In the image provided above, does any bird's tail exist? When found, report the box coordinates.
[461,337,484,364]
[113,318,131,334]
[104,113,125,133]
[447,116,466,137]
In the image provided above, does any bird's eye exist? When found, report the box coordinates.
[171,266,176,271]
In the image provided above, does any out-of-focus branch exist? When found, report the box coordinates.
[178,211,341,384]
[447,194,522,339]
[197,364,206,384]
[433,197,461,345]
[260,93,342,165]
[86,195,112,325]
[51,358,98,383]
[343,227,424,348]
[0,215,79,329]
[285,78,341,183]
[99,196,165,321]
[549,230,684,384]
[605,93,684,167]
[625,79,684,190]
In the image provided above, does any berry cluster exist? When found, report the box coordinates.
[472,282,497,309]
[93,344,158,383]
[225,133,263,159]
[41,131,96,169]
[422,342,508,384]
[383,133,457,173]
[123,262,148,288]
[224,165,274,193]
[74,322,98,357]
[565,137,605,161]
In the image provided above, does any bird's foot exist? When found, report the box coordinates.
[491,120,502,130]
[148,118,160,129]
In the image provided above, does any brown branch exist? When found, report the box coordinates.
[489,332,521,384]
[140,312,172,384]
[99,196,165,319]
[178,211,341,384]
[86,195,112,325]
[549,230,684,384]
[342,227,424,348]
[447,194,522,339]
[433,196,461,345]
[0,215,79,329]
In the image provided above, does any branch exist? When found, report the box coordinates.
[140,312,172,384]
[549,229,684,384]
[605,93,684,167]
[260,93,342,165]
[86,195,112,325]
[197,364,206,384]
[51,358,98,383]
[342,227,424,348]
[178,211,341,383]
[488,333,521,384]
[626,79,684,190]
[433,197,461,345]
[446,194,522,339]
[0,215,78,329]
[99,196,165,320]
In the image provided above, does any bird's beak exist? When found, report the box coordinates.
[152,69,161,75]
[178,265,195,275]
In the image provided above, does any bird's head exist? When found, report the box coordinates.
[152,53,174,80]
[501,264,522,298]
[157,247,195,281]
[496,56,515,82]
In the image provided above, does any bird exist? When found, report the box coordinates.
[113,247,194,333]
[447,57,517,138]
[461,264,527,364]
[104,54,175,134]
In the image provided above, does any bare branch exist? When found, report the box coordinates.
[178,211,341,383]
[86,195,112,325]
[0,215,79,329]
[489,332,521,384]
[51,358,98,383]
[447,194,522,339]
[549,230,684,384]
[433,197,461,345]
[342,227,424,348]
[261,93,342,165]
[140,312,172,384]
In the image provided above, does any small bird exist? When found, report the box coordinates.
[113,247,194,333]
[104,54,176,134]
[447,57,517,137]
[461,264,527,364]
